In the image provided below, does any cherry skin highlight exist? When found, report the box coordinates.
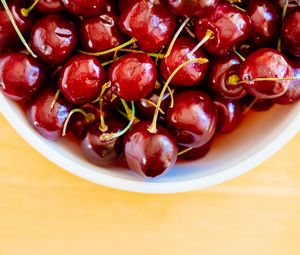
[59,0,107,16]
[0,52,45,101]
[59,54,107,105]
[124,121,178,178]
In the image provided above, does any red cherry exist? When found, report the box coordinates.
[247,0,280,46]
[281,8,300,58]
[35,0,64,14]
[165,0,220,17]
[30,15,78,65]
[124,121,178,178]
[59,54,107,105]
[109,53,157,101]
[79,12,126,56]
[207,54,246,100]
[26,88,72,141]
[119,0,177,52]
[81,119,124,166]
[160,37,208,87]
[59,0,107,16]
[179,138,213,161]
[239,48,293,99]
[194,3,252,56]
[167,90,218,148]
[0,52,45,101]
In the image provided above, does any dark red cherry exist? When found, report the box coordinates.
[119,0,177,52]
[109,53,157,101]
[242,94,274,112]
[160,37,208,87]
[26,88,72,141]
[118,0,135,13]
[167,90,217,148]
[59,0,107,16]
[214,99,243,134]
[35,0,64,14]
[80,12,126,55]
[194,3,252,56]
[0,52,45,101]
[273,59,300,104]
[59,54,107,105]
[281,8,300,58]
[247,0,280,46]
[165,0,220,17]
[206,54,246,100]
[81,119,124,166]
[124,121,178,178]
[30,15,78,65]
[179,138,213,161]
[239,48,293,99]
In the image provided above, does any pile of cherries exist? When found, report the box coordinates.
[0,0,299,179]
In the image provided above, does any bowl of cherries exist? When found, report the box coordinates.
[0,0,299,193]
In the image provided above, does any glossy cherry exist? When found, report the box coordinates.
[239,48,293,99]
[167,90,217,148]
[124,121,178,178]
[160,37,208,87]
[206,54,246,99]
[214,99,243,134]
[165,0,219,17]
[30,15,78,65]
[194,3,252,56]
[59,0,107,16]
[179,138,213,161]
[79,12,126,55]
[0,52,45,101]
[81,119,124,166]
[247,0,280,46]
[281,8,300,58]
[59,54,107,105]
[119,0,177,52]
[35,0,64,14]
[26,88,72,141]
[109,53,157,101]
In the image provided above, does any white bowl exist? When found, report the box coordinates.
[0,92,299,193]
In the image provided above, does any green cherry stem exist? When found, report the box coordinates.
[228,75,300,85]
[21,0,39,17]
[233,46,246,62]
[98,82,111,132]
[50,89,61,109]
[118,48,164,59]
[0,0,37,58]
[278,0,289,51]
[148,57,209,134]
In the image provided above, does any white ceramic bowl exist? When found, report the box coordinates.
[0,92,299,193]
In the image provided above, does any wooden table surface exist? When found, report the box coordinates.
[0,113,299,255]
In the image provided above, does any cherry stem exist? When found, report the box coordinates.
[166,86,174,108]
[99,101,135,142]
[148,57,209,134]
[178,147,193,156]
[232,4,246,12]
[62,109,95,137]
[51,89,60,109]
[21,0,39,17]
[101,58,121,67]
[78,38,137,56]
[119,49,164,59]
[228,75,300,86]
[233,46,246,62]
[0,0,37,58]
[98,82,111,132]
[141,99,165,114]
[189,29,214,56]
[278,0,289,51]
[121,99,132,118]
[243,97,259,115]
[164,17,190,58]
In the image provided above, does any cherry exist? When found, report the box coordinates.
[109,53,157,101]
[26,88,72,141]
[81,119,124,166]
[281,8,300,58]
[79,12,126,56]
[35,0,64,14]
[247,0,280,46]
[59,0,107,16]
[124,121,178,178]
[165,0,220,17]
[206,54,246,99]
[59,54,107,105]
[239,48,293,99]
[194,3,252,56]
[119,0,177,52]
[179,138,213,161]
[214,99,243,134]
[30,15,78,65]
[167,90,217,148]
[160,37,208,87]
[0,52,45,101]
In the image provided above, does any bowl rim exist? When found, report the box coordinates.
[1,92,300,194]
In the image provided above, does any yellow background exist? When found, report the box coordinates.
[0,114,300,255]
